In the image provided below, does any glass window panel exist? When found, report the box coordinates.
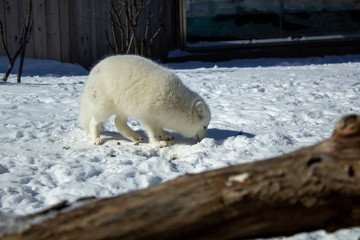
[282,0,360,37]
[186,0,360,43]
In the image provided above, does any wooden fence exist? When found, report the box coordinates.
[0,0,178,69]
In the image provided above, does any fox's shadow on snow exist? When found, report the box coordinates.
[207,129,255,141]
[170,128,255,144]
[100,130,149,144]
[100,128,255,145]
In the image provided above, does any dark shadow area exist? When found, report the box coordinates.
[100,130,149,144]
[100,130,194,146]
[0,56,89,77]
[207,128,255,141]
[168,132,197,146]
[100,129,255,146]
[166,54,360,70]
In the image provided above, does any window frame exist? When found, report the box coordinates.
[177,0,360,57]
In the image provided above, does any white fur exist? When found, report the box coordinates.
[79,55,211,147]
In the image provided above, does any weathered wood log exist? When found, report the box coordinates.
[2,115,360,240]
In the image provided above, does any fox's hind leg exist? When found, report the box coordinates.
[89,118,104,145]
[114,115,143,144]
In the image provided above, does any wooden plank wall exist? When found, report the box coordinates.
[0,0,178,69]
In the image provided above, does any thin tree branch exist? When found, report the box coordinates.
[111,0,125,53]
[105,29,116,53]
[141,9,151,56]
[105,0,163,58]
[0,21,12,63]
[148,5,163,57]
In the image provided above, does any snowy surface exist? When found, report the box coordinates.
[1,55,360,239]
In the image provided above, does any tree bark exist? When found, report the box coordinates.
[2,115,360,240]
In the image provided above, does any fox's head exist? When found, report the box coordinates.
[181,100,211,142]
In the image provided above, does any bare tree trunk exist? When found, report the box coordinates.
[17,0,33,83]
[0,0,33,83]
[17,46,26,83]
[0,21,15,82]
[2,114,360,240]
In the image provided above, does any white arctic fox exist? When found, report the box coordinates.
[79,55,211,147]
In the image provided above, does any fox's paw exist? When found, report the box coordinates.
[94,137,104,145]
[152,140,169,148]
[159,133,174,141]
[130,133,144,144]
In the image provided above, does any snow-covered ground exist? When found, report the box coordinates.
[1,55,360,239]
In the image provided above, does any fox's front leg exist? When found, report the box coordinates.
[114,115,143,143]
[159,130,174,141]
[144,123,169,148]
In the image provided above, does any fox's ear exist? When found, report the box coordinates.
[196,101,204,115]
[191,101,205,121]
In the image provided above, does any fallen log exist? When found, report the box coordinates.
[2,114,360,240]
